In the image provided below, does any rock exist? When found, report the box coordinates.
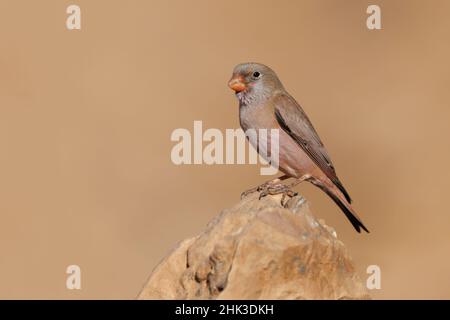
[138,193,370,300]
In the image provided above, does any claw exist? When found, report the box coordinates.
[281,190,298,207]
[241,181,273,199]
[240,176,299,205]
[257,183,297,206]
[240,189,253,199]
[256,183,298,207]
[258,192,265,200]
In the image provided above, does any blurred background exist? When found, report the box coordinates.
[1,0,449,299]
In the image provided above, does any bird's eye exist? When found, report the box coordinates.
[252,71,261,78]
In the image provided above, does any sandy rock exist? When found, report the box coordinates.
[138,193,370,300]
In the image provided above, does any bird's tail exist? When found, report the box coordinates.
[312,179,369,233]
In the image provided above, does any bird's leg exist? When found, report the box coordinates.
[240,175,290,199]
[280,174,312,206]
[259,174,312,207]
[285,174,312,189]
[259,183,297,200]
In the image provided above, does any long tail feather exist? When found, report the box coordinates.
[313,180,369,233]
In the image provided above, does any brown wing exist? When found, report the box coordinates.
[273,93,352,203]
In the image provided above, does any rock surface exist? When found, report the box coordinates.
[138,193,370,300]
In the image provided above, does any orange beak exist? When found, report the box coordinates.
[228,76,246,93]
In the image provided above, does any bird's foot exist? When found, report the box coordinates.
[258,183,298,207]
[240,181,274,199]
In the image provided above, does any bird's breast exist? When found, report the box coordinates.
[239,104,275,132]
[239,103,319,179]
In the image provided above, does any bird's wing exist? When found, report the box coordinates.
[273,93,352,203]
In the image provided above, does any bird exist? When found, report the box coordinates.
[228,62,369,233]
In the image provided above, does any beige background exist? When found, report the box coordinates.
[1,0,449,299]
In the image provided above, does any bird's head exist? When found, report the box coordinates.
[228,63,284,105]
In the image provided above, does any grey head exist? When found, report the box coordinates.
[228,62,285,106]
